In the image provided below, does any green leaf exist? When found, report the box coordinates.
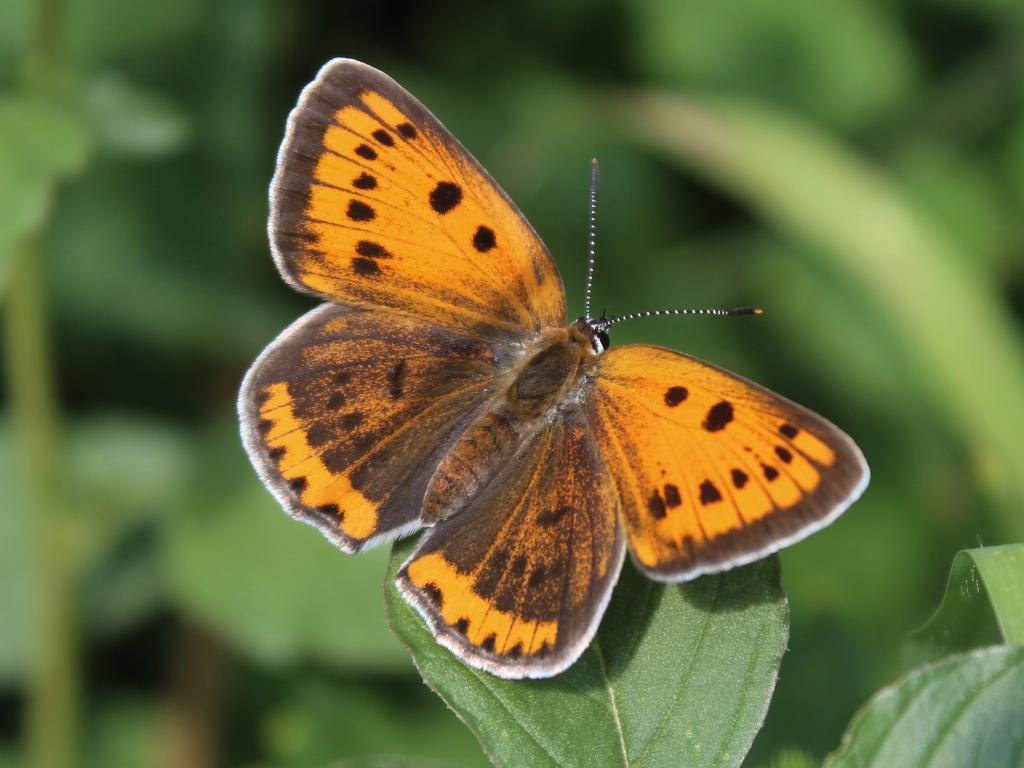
[0,94,89,288]
[766,749,817,768]
[617,92,1024,538]
[907,545,1024,665]
[82,74,190,157]
[823,645,1024,768]
[84,697,160,768]
[165,426,408,671]
[632,0,913,130]
[386,537,788,768]
[263,675,488,768]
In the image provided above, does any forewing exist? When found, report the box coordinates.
[586,345,869,581]
[239,303,502,552]
[270,58,566,340]
[396,414,625,678]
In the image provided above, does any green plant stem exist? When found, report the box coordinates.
[9,0,78,763]
[5,238,77,768]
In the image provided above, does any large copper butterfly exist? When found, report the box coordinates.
[239,59,869,678]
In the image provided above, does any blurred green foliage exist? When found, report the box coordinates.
[2,0,1024,766]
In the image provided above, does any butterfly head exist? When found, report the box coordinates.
[573,314,610,354]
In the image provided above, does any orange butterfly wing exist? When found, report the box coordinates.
[396,414,624,678]
[270,58,565,339]
[239,304,503,551]
[585,345,869,580]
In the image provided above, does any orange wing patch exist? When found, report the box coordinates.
[397,417,625,679]
[258,381,377,540]
[240,303,503,552]
[586,345,868,580]
[406,553,557,656]
[271,58,565,340]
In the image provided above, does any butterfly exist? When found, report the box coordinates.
[239,59,870,679]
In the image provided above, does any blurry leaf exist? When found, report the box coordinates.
[633,0,914,130]
[49,164,291,356]
[83,74,190,157]
[907,545,1024,666]
[264,676,487,768]
[67,414,192,523]
[0,421,30,683]
[84,697,160,768]
[767,749,817,768]
[65,0,205,67]
[67,415,192,635]
[892,140,1008,270]
[823,645,1024,767]
[619,91,1024,538]
[327,759,462,768]
[166,427,408,671]
[0,94,89,290]
[386,538,787,768]
[1005,117,1024,218]
[0,0,30,63]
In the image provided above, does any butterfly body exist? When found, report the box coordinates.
[240,59,869,679]
[423,319,598,523]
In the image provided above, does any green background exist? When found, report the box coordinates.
[3,0,1023,766]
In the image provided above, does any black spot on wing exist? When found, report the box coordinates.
[472,225,496,252]
[340,412,365,430]
[664,386,688,407]
[306,423,333,447]
[527,564,548,588]
[371,129,394,146]
[289,476,308,494]
[703,401,733,432]
[317,503,342,522]
[763,464,779,481]
[648,490,667,518]
[430,181,462,214]
[346,200,375,221]
[454,618,470,635]
[536,505,572,526]
[397,122,417,140]
[780,423,799,438]
[699,480,721,505]
[664,484,682,508]
[352,173,377,189]
[268,446,285,461]
[481,634,497,652]
[355,144,377,160]
[388,360,407,399]
[352,257,381,276]
[356,240,390,258]
[731,468,748,489]
[422,582,443,608]
[775,446,793,463]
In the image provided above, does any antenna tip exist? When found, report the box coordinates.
[591,157,599,167]
[753,307,763,315]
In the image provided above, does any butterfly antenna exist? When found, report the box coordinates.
[584,158,599,320]
[598,306,762,328]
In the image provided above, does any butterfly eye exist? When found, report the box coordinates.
[596,329,610,352]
